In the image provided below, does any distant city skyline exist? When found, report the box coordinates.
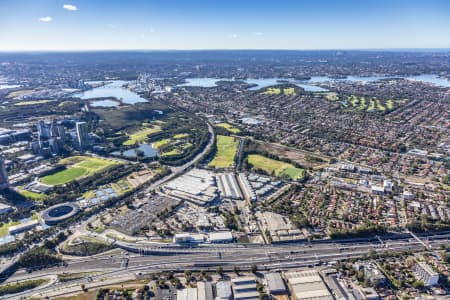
[1,0,450,51]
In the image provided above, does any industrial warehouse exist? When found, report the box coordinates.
[162,168,283,206]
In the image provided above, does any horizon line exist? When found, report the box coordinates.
[1,47,450,53]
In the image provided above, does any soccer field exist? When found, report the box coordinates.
[41,156,120,186]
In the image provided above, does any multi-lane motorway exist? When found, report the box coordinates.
[4,232,450,299]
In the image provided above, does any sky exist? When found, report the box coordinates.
[0,0,450,51]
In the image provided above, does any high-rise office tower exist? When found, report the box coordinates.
[0,157,9,190]
[76,121,89,150]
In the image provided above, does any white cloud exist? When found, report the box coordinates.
[63,4,78,11]
[228,33,238,39]
[254,32,264,36]
[38,16,52,22]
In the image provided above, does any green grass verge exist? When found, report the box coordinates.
[209,135,239,168]
[0,279,48,296]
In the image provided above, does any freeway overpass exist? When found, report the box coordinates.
[4,232,450,299]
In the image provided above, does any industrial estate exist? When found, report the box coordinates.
[0,8,449,298]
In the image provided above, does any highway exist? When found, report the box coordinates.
[4,232,450,299]
[145,120,215,190]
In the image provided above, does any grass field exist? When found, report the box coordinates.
[161,149,181,156]
[123,125,161,145]
[153,138,171,149]
[18,189,47,201]
[325,92,339,101]
[263,87,296,96]
[283,87,296,95]
[14,100,54,106]
[216,123,241,134]
[41,156,120,186]
[386,99,394,110]
[41,168,87,185]
[264,87,281,95]
[247,154,304,180]
[173,133,189,139]
[0,279,49,296]
[209,135,239,168]
[0,220,20,237]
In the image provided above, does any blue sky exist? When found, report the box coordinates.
[0,0,450,51]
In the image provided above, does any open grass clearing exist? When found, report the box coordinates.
[216,123,241,134]
[122,125,161,146]
[247,154,304,180]
[209,135,239,168]
[173,133,189,139]
[263,87,281,95]
[17,189,47,201]
[283,87,296,95]
[14,100,55,106]
[153,138,171,149]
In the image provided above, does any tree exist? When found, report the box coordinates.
[234,266,240,275]
[216,266,224,277]
[250,264,258,274]
[412,280,424,289]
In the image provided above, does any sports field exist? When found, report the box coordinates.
[216,123,241,134]
[123,125,161,145]
[41,156,120,185]
[209,135,239,168]
[247,154,304,180]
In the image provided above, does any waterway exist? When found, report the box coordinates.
[177,74,450,91]
[74,80,147,105]
[90,99,121,107]
[0,84,21,90]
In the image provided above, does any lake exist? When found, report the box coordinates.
[111,144,158,159]
[90,99,121,107]
[75,80,147,105]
